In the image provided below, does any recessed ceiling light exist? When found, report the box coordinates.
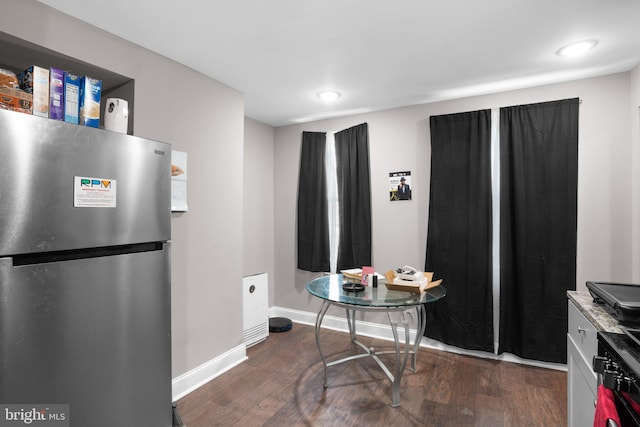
[556,40,598,57]
[317,91,341,101]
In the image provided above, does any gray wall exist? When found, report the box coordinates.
[243,117,275,305]
[273,72,639,322]
[1,0,246,378]
[631,66,640,281]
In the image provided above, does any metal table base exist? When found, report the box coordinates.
[313,300,427,407]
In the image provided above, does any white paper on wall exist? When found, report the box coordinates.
[171,150,188,212]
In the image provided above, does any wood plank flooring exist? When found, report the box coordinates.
[177,323,567,426]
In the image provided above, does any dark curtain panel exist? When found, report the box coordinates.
[425,110,493,352]
[297,131,330,272]
[334,123,372,270]
[499,98,579,363]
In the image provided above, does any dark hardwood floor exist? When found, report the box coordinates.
[177,323,567,426]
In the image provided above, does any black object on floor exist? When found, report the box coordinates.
[269,317,292,332]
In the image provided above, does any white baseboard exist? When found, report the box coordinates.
[172,344,247,401]
[269,305,567,372]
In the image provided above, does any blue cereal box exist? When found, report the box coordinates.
[49,67,64,120]
[79,76,102,128]
[19,65,49,118]
[63,72,80,124]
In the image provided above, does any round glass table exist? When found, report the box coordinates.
[306,274,446,407]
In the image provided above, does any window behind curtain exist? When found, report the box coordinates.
[325,132,339,272]
[425,110,494,352]
[499,98,579,363]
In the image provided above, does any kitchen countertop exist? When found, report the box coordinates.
[567,290,622,334]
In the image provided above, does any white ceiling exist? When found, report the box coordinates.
[37,0,640,127]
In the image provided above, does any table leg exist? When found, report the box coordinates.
[314,301,331,387]
[313,303,425,407]
[409,304,427,372]
[388,311,411,407]
[346,308,357,350]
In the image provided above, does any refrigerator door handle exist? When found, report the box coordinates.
[12,241,165,266]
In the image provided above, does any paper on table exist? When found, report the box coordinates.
[340,268,362,280]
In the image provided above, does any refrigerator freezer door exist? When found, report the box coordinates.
[0,245,172,427]
[0,110,171,256]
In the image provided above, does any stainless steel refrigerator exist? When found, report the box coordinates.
[0,109,172,426]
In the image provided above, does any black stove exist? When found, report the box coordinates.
[596,332,640,394]
[594,330,640,425]
[586,282,640,425]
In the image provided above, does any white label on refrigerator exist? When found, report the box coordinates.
[74,176,117,208]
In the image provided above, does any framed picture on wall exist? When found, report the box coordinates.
[389,171,412,201]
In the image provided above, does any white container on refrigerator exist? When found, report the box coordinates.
[104,97,128,133]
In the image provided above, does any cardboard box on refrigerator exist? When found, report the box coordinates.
[49,67,64,120]
[18,65,49,118]
[0,86,33,114]
[79,76,102,128]
[63,72,80,124]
